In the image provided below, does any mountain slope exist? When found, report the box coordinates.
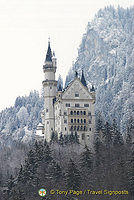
[0,91,43,146]
[65,6,134,134]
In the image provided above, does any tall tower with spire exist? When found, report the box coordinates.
[42,41,57,141]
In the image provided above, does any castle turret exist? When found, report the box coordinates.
[42,41,57,142]
[81,70,87,87]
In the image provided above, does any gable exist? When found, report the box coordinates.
[62,78,93,100]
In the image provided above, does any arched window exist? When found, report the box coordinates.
[84,119,86,123]
[81,119,83,123]
[84,126,86,131]
[82,133,85,140]
[77,119,79,123]
[74,126,76,130]
[80,126,83,131]
[70,111,73,115]
[88,112,91,116]
[71,126,73,130]
[74,111,76,115]
[77,111,79,115]
[84,111,86,115]
[71,119,73,123]
[74,119,76,123]
[80,111,83,115]
[77,126,79,131]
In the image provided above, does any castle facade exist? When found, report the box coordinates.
[36,42,95,145]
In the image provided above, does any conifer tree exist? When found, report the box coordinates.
[103,122,113,147]
[66,159,81,190]
[74,132,79,144]
[94,136,103,166]
[80,145,93,170]
[128,150,134,196]
[59,133,64,145]
[44,144,53,164]
[52,162,63,182]
[112,119,123,146]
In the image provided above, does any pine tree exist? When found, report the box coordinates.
[126,133,132,146]
[50,131,58,143]
[44,144,53,164]
[128,150,134,197]
[66,159,81,190]
[103,122,113,147]
[7,175,15,192]
[52,162,63,182]
[96,112,104,133]
[94,136,104,166]
[80,145,93,170]
[59,133,64,145]
[17,149,38,186]
[74,132,79,144]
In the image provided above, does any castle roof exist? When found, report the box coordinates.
[58,83,62,91]
[81,70,87,87]
[45,41,52,62]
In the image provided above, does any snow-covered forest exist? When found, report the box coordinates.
[0,90,43,146]
[66,6,134,136]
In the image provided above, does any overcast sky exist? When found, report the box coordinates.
[0,0,133,111]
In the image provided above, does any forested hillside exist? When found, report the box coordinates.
[65,6,134,136]
[0,90,43,147]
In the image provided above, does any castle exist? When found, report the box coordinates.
[36,41,95,145]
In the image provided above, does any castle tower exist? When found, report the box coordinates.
[42,41,57,142]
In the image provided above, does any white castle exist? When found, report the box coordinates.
[36,41,96,145]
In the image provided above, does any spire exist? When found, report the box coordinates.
[75,71,78,78]
[58,83,62,91]
[81,70,87,87]
[45,40,52,62]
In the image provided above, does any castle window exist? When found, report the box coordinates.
[64,111,67,116]
[77,119,79,123]
[74,119,76,123]
[77,111,79,115]
[84,111,86,115]
[80,111,83,115]
[84,119,86,123]
[75,104,79,107]
[82,133,85,140]
[75,93,79,97]
[84,126,86,131]
[84,104,89,107]
[64,120,67,124]
[66,103,70,107]
[74,111,76,115]
[81,119,83,123]
[88,112,91,116]
[46,108,48,112]
[70,111,73,115]
[71,119,73,123]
